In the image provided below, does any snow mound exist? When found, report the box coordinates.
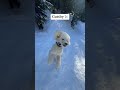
[35,18,85,90]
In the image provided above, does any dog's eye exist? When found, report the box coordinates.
[62,39,64,40]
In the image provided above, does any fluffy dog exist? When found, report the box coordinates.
[48,30,70,69]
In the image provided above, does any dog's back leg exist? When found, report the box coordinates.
[56,55,61,69]
[48,52,54,65]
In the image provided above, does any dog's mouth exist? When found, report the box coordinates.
[63,45,67,47]
[63,43,68,47]
[56,42,68,47]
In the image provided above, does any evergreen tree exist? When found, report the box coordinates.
[35,0,85,29]
[35,0,53,30]
[71,8,85,28]
[49,0,85,27]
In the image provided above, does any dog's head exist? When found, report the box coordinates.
[55,31,70,47]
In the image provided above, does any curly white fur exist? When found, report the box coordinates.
[48,30,70,69]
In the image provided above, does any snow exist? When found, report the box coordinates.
[35,12,85,90]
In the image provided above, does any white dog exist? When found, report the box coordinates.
[48,30,70,69]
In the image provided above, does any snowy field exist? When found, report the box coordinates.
[35,14,85,90]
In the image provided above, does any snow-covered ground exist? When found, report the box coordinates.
[35,14,85,90]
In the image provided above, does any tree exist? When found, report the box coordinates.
[35,0,85,29]
[35,0,53,29]
[48,0,85,27]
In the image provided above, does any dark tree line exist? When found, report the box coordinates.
[35,0,85,29]
[49,0,85,24]
[35,0,54,29]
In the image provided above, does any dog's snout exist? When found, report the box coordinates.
[59,43,61,45]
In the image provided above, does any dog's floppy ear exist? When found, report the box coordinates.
[55,31,62,39]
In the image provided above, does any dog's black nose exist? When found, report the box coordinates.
[59,43,61,45]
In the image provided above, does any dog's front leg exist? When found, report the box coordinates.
[48,52,54,65]
[56,55,61,69]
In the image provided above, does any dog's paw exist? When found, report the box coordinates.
[56,62,61,69]
[56,65,60,70]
